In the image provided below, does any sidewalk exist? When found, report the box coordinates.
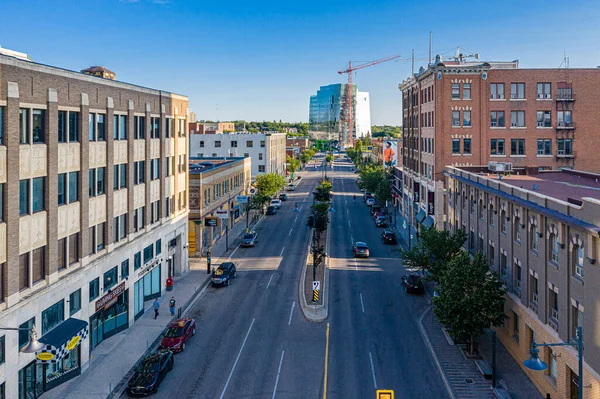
[41,215,262,399]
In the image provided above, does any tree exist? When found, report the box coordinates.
[307,202,330,245]
[358,164,385,193]
[433,251,507,356]
[354,139,363,151]
[286,155,300,176]
[255,173,285,199]
[314,180,332,202]
[325,153,334,165]
[399,238,431,276]
[421,227,467,284]
[374,178,392,205]
[250,194,271,214]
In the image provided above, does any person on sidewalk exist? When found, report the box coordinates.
[153,298,160,319]
[169,296,176,316]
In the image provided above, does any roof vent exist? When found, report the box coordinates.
[567,197,583,206]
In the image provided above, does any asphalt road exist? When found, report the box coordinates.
[149,155,449,399]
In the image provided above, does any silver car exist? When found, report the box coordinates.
[241,231,258,247]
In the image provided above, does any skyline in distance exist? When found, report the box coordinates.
[1,0,598,125]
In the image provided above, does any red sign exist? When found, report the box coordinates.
[95,282,126,312]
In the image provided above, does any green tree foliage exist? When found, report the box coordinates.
[325,153,334,164]
[232,120,309,134]
[399,237,431,276]
[371,125,401,138]
[300,149,316,165]
[314,180,333,202]
[354,139,363,151]
[255,173,285,199]
[286,156,300,175]
[358,164,385,194]
[374,178,392,204]
[307,202,330,244]
[433,251,507,355]
[250,194,271,212]
[421,227,467,284]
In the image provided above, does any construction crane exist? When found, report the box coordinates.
[337,54,403,147]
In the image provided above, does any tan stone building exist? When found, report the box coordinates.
[0,53,189,397]
[445,165,600,399]
[188,157,251,256]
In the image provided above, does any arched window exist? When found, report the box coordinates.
[550,234,559,263]
[573,245,584,278]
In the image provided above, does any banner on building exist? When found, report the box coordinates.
[383,141,398,169]
[413,182,420,203]
[428,191,435,216]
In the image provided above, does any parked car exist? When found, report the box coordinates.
[370,205,382,215]
[279,193,288,201]
[270,199,282,209]
[127,349,174,395]
[266,205,277,215]
[375,215,388,227]
[159,318,196,352]
[286,184,296,191]
[363,192,373,202]
[353,242,370,258]
[381,230,397,244]
[211,262,237,287]
[373,211,385,220]
[241,231,258,247]
[366,198,375,206]
[401,274,425,294]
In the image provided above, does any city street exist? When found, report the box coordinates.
[151,156,449,399]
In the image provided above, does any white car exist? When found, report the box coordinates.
[270,199,282,209]
[286,184,296,191]
[366,198,375,206]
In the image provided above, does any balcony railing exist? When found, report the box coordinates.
[556,122,576,130]
[556,91,575,101]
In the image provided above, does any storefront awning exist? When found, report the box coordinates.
[36,318,88,364]
[415,209,427,223]
[422,216,435,230]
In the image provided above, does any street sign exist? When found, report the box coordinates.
[248,187,257,195]
[216,210,229,219]
[204,217,218,227]
[236,195,248,204]
[313,281,321,291]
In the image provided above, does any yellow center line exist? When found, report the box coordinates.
[323,322,330,399]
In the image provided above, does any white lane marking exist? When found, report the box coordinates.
[272,350,285,399]
[351,235,354,245]
[280,247,285,256]
[266,274,274,289]
[294,216,298,223]
[348,220,351,227]
[288,302,295,325]
[353,258,358,271]
[288,228,293,236]
[346,209,349,215]
[345,200,347,204]
[227,244,241,260]
[369,352,378,389]
[220,318,256,399]
[360,293,365,313]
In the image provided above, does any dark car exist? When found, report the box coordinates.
[212,262,237,287]
[363,192,373,202]
[401,274,425,294]
[279,193,288,201]
[266,205,277,215]
[241,231,258,247]
[353,242,370,258]
[375,215,388,227]
[127,349,174,396]
[159,318,196,352]
[381,230,397,244]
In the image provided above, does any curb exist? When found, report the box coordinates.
[417,306,456,399]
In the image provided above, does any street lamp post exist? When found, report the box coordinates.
[0,325,45,354]
[524,326,583,399]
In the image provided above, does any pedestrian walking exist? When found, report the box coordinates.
[169,296,176,316]
[153,298,160,319]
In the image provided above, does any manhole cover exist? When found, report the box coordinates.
[465,378,474,384]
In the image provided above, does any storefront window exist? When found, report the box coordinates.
[18,361,43,399]
[45,345,80,389]
[19,318,35,350]
[90,289,129,352]
[42,299,64,334]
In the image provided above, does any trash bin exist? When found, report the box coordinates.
[166,277,174,291]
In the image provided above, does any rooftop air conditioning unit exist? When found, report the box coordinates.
[488,161,513,172]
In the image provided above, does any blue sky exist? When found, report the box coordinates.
[1,0,598,125]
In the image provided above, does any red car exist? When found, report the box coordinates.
[373,211,384,220]
[159,318,196,352]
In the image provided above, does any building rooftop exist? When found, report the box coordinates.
[188,157,246,174]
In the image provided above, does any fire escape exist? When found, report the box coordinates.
[555,83,575,167]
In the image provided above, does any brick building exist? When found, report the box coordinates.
[0,53,189,397]
[400,56,600,232]
[286,136,309,158]
[446,165,600,399]
[189,121,235,134]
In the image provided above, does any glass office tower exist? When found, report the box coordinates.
[309,84,357,138]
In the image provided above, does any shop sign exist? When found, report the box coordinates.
[66,335,81,351]
[413,182,420,203]
[138,256,162,279]
[95,282,126,312]
[205,217,218,227]
[216,210,229,219]
[235,195,248,204]
[428,192,435,215]
[36,352,55,361]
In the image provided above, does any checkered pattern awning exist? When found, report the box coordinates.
[36,318,89,364]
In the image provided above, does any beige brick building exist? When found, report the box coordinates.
[0,53,189,397]
[445,165,600,399]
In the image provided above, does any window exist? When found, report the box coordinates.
[97,114,106,141]
[58,110,66,143]
[143,244,154,263]
[89,114,95,141]
[530,275,539,304]
[19,109,30,144]
[548,349,557,382]
[463,139,471,154]
[215,140,222,147]
[68,233,79,265]
[0,106,4,145]
[88,169,96,197]
[42,299,64,334]
[151,159,159,180]
[165,118,172,138]
[557,110,572,127]
[113,214,127,242]
[134,161,146,185]
[537,82,551,99]
[134,115,146,139]
[151,200,160,223]
[165,196,173,216]
[121,259,130,279]
[258,165,266,173]
[246,140,253,147]
[58,238,67,270]
[490,111,505,127]
[490,139,505,155]
[0,335,4,366]
[97,222,105,251]
[550,233,559,263]
[104,266,118,291]
[510,139,525,156]
[134,252,141,270]
[31,109,46,144]
[452,83,460,99]
[89,278,100,301]
[500,252,507,276]
[32,246,45,283]
[32,177,45,213]
[451,139,460,155]
[69,289,81,315]
[490,83,505,99]
[452,111,460,126]
[557,139,573,156]
[463,111,471,127]
[463,83,471,99]
[156,239,162,255]
[571,306,583,340]
[549,289,558,321]
[68,172,79,203]
[133,207,145,232]
[150,117,160,139]
[489,244,495,266]
[510,83,525,99]
[537,111,551,127]
[120,115,127,140]
[231,141,238,147]
[68,111,79,142]
[574,245,584,277]
[258,153,264,160]
[531,225,539,251]
[19,180,29,215]
[120,164,127,189]
[500,210,507,233]
[199,140,205,148]
[260,140,266,148]
[537,139,552,155]
[510,111,525,127]
[18,318,35,350]
[489,204,495,227]
[469,230,475,253]
[97,167,105,195]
